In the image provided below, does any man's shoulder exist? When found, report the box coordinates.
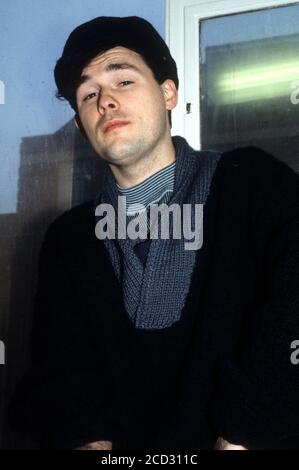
[217,146,299,224]
[43,199,97,247]
[220,145,296,174]
[218,145,298,190]
[220,145,282,167]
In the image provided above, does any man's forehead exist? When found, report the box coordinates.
[82,46,143,71]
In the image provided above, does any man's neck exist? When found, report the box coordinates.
[108,138,176,189]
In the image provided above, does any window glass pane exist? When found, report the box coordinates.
[200,4,299,172]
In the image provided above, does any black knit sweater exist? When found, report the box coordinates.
[8,145,299,449]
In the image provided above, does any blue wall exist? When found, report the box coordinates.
[0,0,165,214]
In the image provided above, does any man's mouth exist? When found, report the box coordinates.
[103,120,129,134]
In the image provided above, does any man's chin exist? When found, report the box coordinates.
[99,140,140,163]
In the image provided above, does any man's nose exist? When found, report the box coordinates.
[97,93,118,115]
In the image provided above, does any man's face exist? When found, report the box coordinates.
[75,47,177,167]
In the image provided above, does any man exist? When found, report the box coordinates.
[8,16,299,450]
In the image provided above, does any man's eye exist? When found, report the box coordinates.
[83,92,97,102]
[120,81,133,87]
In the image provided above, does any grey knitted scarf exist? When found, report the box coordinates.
[99,136,221,330]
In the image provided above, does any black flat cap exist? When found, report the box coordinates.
[54,16,179,111]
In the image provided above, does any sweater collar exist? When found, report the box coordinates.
[101,136,198,210]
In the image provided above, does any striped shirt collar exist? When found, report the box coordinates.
[116,161,176,215]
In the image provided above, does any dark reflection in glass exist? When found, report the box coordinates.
[0,121,105,448]
[200,6,299,173]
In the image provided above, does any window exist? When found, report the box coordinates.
[167,0,299,172]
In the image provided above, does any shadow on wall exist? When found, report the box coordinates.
[0,120,105,449]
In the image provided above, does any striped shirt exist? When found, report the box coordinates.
[116,161,176,235]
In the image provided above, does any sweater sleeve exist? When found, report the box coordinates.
[7,214,117,449]
[216,147,299,449]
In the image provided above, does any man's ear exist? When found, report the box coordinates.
[161,79,178,111]
[74,113,88,139]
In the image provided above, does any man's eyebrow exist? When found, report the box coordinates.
[105,62,142,74]
[78,62,142,87]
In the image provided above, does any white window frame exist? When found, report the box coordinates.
[166,0,299,149]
